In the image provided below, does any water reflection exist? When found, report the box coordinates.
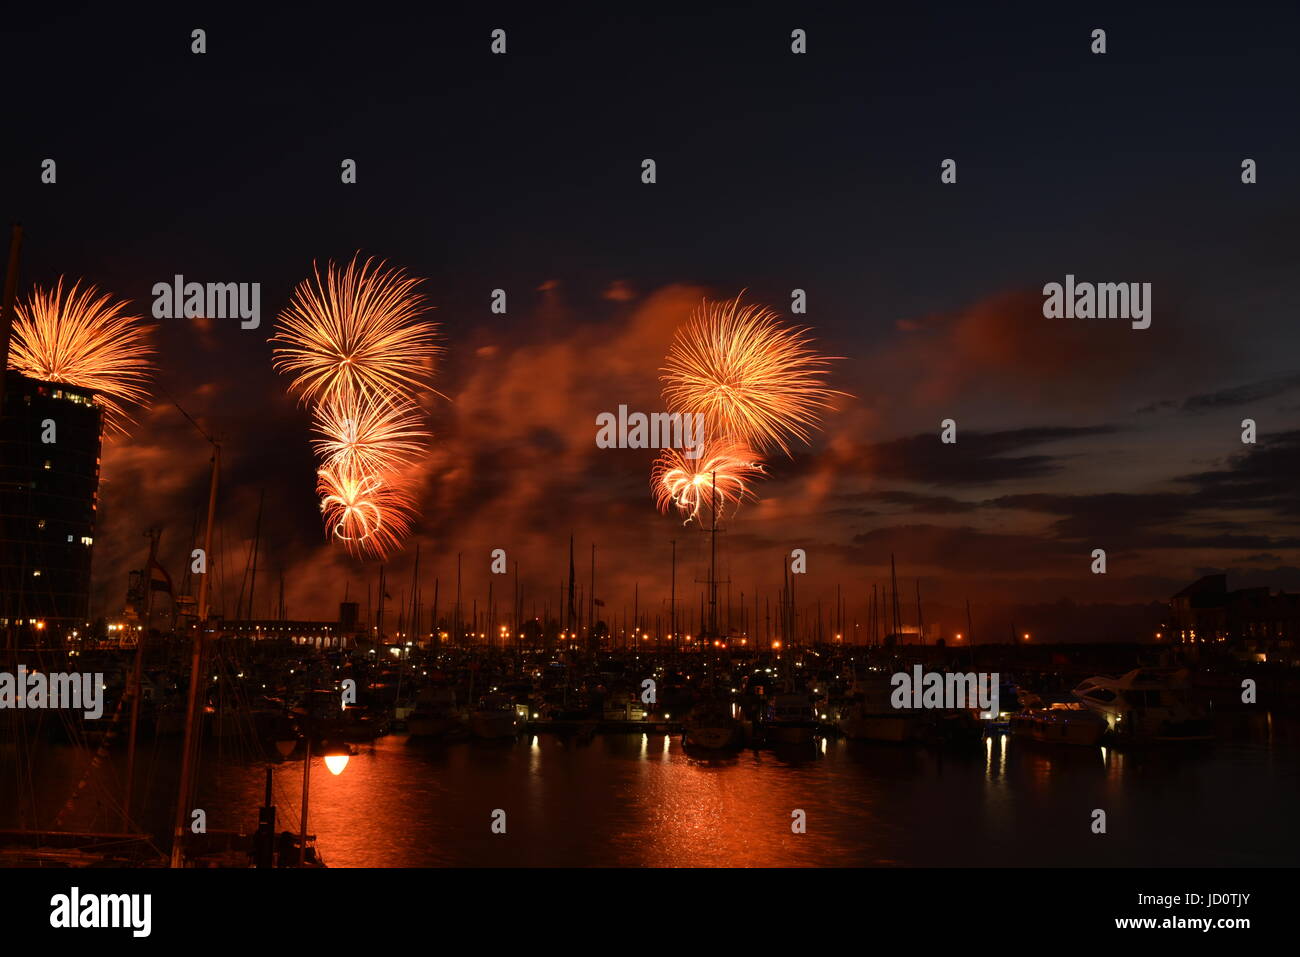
[4,713,1296,867]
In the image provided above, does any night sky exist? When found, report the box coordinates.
[5,2,1299,637]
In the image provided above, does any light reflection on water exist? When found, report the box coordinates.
[6,713,1296,867]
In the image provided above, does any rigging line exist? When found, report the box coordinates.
[155,382,219,448]
[52,668,131,829]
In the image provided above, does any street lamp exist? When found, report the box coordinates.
[324,751,350,776]
[298,735,353,866]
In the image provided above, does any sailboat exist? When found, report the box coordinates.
[837,671,926,742]
[682,699,746,750]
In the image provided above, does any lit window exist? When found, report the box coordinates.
[32,570,41,577]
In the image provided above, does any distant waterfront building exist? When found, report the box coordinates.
[1170,574,1300,663]
[883,628,923,647]
[0,370,102,637]
[218,603,363,648]
[222,619,344,647]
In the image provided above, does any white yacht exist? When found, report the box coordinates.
[1072,668,1212,741]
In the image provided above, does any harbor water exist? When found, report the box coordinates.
[6,711,1297,867]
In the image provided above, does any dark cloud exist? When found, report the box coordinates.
[1181,373,1300,413]
[830,425,1118,487]
[1179,430,1300,517]
[844,490,979,514]
[843,524,1076,574]
[990,486,1300,553]
[989,492,1196,543]
[877,289,1202,408]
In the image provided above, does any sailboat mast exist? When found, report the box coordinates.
[123,527,160,829]
[247,488,264,621]
[670,539,676,654]
[916,580,925,646]
[171,442,219,867]
[431,577,439,648]
[709,469,718,637]
[409,544,421,640]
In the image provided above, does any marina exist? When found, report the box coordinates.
[0,12,1296,938]
[4,679,1294,868]
[3,633,1297,867]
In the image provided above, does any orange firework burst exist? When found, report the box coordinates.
[660,294,843,456]
[274,253,439,560]
[311,393,431,476]
[652,441,765,524]
[271,254,439,405]
[317,462,415,559]
[8,278,154,434]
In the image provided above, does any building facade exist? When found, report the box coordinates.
[1170,574,1300,663]
[0,370,102,636]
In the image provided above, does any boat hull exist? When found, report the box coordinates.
[765,723,817,746]
[839,713,921,743]
[470,712,519,740]
[684,724,742,750]
[1010,713,1105,746]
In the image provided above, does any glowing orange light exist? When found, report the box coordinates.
[324,753,349,776]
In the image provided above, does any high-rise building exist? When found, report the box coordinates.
[0,369,102,636]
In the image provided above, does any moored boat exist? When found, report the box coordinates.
[761,692,820,746]
[406,686,467,740]
[1010,702,1107,746]
[1072,668,1213,741]
[470,693,521,740]
[683,701,746,751]
[837,673,925,743]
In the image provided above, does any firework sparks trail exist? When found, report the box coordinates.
[317,461,415,559]
[660,294,843,457]
[272,253,438,559]
[270,255,439,406]
[652,440,765,525]
[8,278,155,435]
[311,392,432,476]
